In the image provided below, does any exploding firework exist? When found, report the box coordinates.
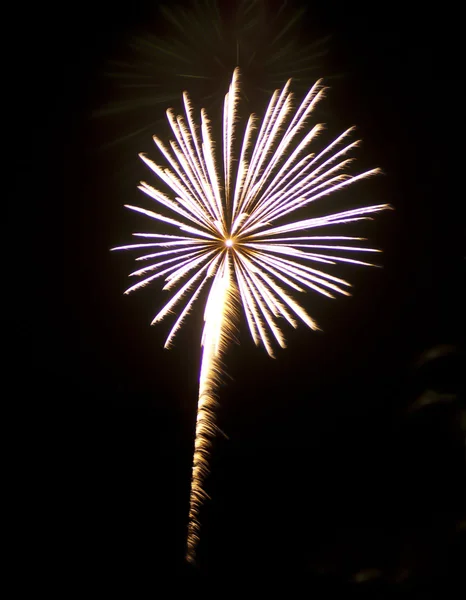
[112,68,389,562]
[94,0,330,153]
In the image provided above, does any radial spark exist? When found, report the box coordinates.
[113,68,389,562]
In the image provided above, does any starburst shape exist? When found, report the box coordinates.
[113,68,390,561]
[94,0,331,167]
[113,68,388,356]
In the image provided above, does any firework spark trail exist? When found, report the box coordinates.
[186,253,237,562]
[112,68,390,561]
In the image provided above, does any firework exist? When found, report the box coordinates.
[113,68,389,562]
[94,0,330,152]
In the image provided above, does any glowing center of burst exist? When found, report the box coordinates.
[225,238,234,248]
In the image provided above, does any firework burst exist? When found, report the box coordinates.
[94,0,330,153]
[113,68,389,562]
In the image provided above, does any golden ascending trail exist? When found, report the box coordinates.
[186,253,237,563]
[112,68,390,561]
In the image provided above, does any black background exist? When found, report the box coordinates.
[25,0,465,587]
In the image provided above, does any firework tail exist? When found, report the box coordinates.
[186,253,237,562]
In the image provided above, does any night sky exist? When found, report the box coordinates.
[35,0,466,586]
